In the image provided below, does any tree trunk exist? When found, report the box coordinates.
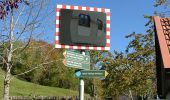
[129,89,133,100]
[3,7,14,100]
[112,95,118,100]
[3,66,11,100]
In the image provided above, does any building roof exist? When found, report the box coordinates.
[154,16,170,68]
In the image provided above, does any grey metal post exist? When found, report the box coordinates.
[79,51,85,100]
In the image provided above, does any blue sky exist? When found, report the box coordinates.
[47,0,165,52]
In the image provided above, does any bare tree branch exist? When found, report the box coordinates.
[0,55,7,64]
[13,59,63,77]
[13,0,45,53]
[15,3,33,41]
[14,5,26,29]
[43,47,56,61]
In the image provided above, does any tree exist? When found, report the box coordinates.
[154,0,167,7]
[101,15,156,99]
[125,29,156,99]
[88,50,114,99]
[12,40,79,90]
[0,0,54,99]
[103,51,131,98]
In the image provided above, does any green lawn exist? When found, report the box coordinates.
[0,70,80,98]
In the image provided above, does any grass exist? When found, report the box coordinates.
[0,69,81,98]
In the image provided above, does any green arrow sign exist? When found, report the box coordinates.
[64,50,90,70]
[75,70,109,78]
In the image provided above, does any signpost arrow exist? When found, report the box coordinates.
[63,51,67,58]
[75,70,109,78]
[62,59,67,66]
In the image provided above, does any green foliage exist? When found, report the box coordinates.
[102,17,156,99]
[103,51,128,96]
[83,50,109,98]
[154,0,170,17]
[10,40,79,90]
[0,69,80,98]
[154,0,167,7]
[102,1,169,97]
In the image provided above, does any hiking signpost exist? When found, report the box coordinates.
[56,4,110,100]
[63,50,90,70]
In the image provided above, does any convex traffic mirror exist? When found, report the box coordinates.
[55,5,110,50]
[59,9,106,47]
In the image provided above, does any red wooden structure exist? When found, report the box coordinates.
[154,16,170,99]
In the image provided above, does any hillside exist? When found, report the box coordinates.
[0,70,80,98]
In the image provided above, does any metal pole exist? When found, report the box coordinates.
[79,51,85,100]
[79,78,84,100]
